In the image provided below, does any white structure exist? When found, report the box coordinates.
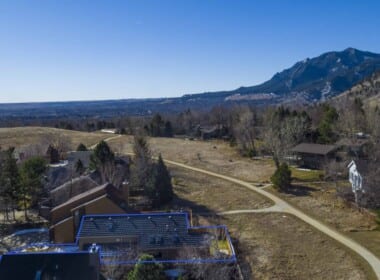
[101,129,116,134]
[348,160,365,204]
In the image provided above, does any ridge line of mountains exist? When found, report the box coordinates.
[183,47,380,105]
[1,47,380,118]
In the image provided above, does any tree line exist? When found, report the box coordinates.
[0,147,46,220]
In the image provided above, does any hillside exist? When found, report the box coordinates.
[0,127,109,149]
[186,48,380,104]
[334,71,380,107]
[1,48,380,122]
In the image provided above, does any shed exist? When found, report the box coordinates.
[291,143,337,169]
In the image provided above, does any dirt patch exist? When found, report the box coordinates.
[168,166,273,214]
[108,136,275,183]
[196,213,373,280]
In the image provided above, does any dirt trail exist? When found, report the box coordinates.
[119,148,380,278]
[161,158,380,279]
[89,134,122,149]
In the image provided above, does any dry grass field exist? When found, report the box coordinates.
[108,136,275,183]
[167,165,375,279]
[195,213,375,280]
[0,127,109,150]
[349,231,380,260]
[268,183,380,259]
[167,166,273,213]
[268,183,377,232]
[0,128,377,278]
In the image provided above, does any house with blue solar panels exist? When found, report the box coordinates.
[76,212,236,264]
[0,212,236,279]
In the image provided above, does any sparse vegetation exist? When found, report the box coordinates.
[126,254,165,280]
[169,166,272,213]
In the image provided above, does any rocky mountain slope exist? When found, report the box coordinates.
[333,71,380,107]
[185,48,380,104]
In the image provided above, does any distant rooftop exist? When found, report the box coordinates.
[291,143,337,155]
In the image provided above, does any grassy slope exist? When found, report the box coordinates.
[0,127,109,150]
[108,135,275,183]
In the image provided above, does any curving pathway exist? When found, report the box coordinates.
[104,145,380,278]
[161,158,380,279]
[89,134,122,149]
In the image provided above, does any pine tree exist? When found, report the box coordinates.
[126,254,165,280]
[155,154,173,204]
[75,159,85,175]
[131,135,152,190]
[0,148,20,220]
[145,154,173,206]
[317,104,339,144]
[76,143,88,151]
[270,163,292,191]
[90,141,115,183]
[164,121,173,137]
[19,156,46,219]
[150,114,164,137]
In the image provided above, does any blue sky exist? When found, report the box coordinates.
[1,0,380,103]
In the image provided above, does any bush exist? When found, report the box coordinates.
[76,143,88,151]
[126,254,165,280]
[271,163,292,191]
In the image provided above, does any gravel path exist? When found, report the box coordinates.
[162,158,380,279]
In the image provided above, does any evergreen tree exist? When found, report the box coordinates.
[19,156,46,219]
[164,121,173,137]
[75,159,85,175]
[90,141,115,183]
[145,154,173,206]
[131,135,152,190]
[150,114,164,137]
[317,104,339,144]
[155,154,173,204]
[271,163,292,191]
[76,143,88,151]
[126,254,165,280]
[90,141,114,168]
[0,148,20,220]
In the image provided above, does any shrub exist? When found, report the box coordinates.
[126,254,165,280]
[76,143,88,151]
[271,163,292,190]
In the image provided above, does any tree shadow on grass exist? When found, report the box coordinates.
[166,194,217,217]
[282,184,318,197]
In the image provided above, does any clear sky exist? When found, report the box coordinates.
[1,0,380,103]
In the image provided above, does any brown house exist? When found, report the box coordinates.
[76,212,236,263]
[291,143,337,169]
[50,176,99,206]
[50,183,130,243]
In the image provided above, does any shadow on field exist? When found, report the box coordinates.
[283,184,317,197]
[169,194,217,217]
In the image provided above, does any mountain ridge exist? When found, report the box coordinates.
[184,48,380,104]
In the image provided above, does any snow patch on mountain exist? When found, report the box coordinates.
[321,82,331,101]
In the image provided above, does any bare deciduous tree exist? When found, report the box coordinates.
[231,106,256,155]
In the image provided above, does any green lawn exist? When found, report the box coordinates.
[290,167,324,182]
